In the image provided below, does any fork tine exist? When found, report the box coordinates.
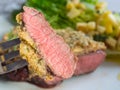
[0,38,20,51]
[5,59,28,73]
[0,59,28,75]
[0,50,20,66]
[0,38,28,75]
[2,50,20,61]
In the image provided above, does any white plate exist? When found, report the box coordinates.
[0,4,120,90]
[100,0,120,12]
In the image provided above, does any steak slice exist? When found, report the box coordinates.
[6,28,106,88]
[74,50,106,75]
[56,30,106,75]
[6,6,106,88]
[22,6,75,79]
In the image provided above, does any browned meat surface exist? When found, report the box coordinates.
[7,67,28,81]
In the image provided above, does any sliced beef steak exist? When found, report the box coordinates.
[22,6,75,79]
[74,50,106,75]
[7,66,62,88]
[6,6,106,88]
[7,50,106,87]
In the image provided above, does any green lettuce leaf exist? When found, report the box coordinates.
[11,0,98,29]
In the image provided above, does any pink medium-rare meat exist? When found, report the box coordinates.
[74,50,106,75]
[22,6,75,79]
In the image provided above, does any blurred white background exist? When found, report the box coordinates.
[100,0,120,12]
[0,0,25,16]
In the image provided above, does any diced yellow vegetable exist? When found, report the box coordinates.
[105,22,113,34]
[67,7,81,19]
[102,11,111,18]
[107,13,118,26]
[97,25,106,34]
[102,11,118,26]
[87,22,96,31]
[101,11,116,34]
[76,22,88,32]
[77,22,96,33]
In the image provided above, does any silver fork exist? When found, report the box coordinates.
[0,38,28,75]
